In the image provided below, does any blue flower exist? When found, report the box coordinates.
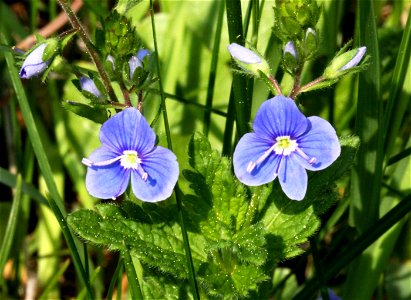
[80,77,102,98]
[19,43,50,79]
[129,49,151,79]
[233,96,340,200]
[82,107,179,202]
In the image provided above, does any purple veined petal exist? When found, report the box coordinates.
[137,49,150,61]
[340,46,366,71]
[278,155,308,201]
[19,43,49,79]
[227,43,261,64]
[129,55,143,79]
[253,96,309,140]
[294,116,341,171]
[80,77,102,98]
[233,133,281,186]
[99,108,156,154]
[130,146,179,202]
[84,146,130,199]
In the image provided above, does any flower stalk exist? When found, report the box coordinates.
[57,0,117,102]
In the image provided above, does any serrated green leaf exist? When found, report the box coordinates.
[67,202,207,280]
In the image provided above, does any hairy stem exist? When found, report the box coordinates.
[57,0,117,102]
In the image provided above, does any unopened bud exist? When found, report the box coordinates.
[227,43,270,77]
[324,47,367,79]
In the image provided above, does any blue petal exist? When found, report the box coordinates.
[85,146,130,199]
[295,116,341,171]
[19,43,49,78]
[227,43,261,64]
[130,146,179,202]
[137,49,150,61]
[233,133,280,186]
[278,156,307,200]
[99,108,156,154]
[253,96,309,140]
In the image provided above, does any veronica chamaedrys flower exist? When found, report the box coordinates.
[82,107,179,202]
[227,43,270,77]
[19,43,50,79]
[129,49,151,79]
[80,77,102,98]
[233,96,340,200]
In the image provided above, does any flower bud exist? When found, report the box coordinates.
[80,77,102,98]
[227,43,270,77]
[19,43,49,79]
[304,28,318,56]
[324,46,367,79]
[283,41,299,73]
[129,49,151,80]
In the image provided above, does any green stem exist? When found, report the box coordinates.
[57,0,117,102]
[122,247,143,300]
[203,0,225,136]
[149,1,200,298]
[226,0,249,138]
[243,186,262,228]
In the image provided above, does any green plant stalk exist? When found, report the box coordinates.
[310,237,329,300]
[38,259,71,300]
[293,193,411,300]
[349,0,383,233]
[203,0,225,136]
[0,175,22,275]
[2,35,93,299]
[149,1,200,298]
[56,0,117,102]
[106,257,123,300]
[122,248,143,300]
[226,0,249,138]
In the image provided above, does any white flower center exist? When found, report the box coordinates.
[246,135,317,174]
[82,150,148,181]
[273,136,298,155]
[120,150,142,169]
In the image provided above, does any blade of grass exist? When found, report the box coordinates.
[349,0,383,232]
[122,248,143,300]
[1,34,93,299]
[203,0,225,136]
[0,167,49,207]
[383,11,411,159]
[0,175,22,275]
[149,1,200,298]
[106,256,123,300]
[38,259,71,300]
[226,0,249,138]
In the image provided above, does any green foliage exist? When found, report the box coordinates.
[68,133,359,298]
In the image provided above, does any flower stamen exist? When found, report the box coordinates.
[82,150,149,181]
[295,147,317,165]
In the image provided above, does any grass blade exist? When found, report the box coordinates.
[0,175,23,274]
